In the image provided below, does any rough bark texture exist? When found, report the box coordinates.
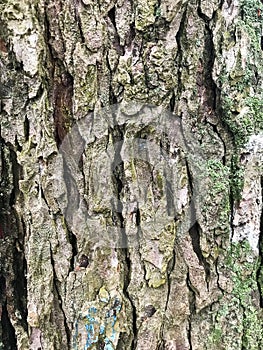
[0,0,262,349]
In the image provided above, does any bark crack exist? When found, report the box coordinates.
[123,249,138,350]
[186,270,195,350]
[229,157,236,242]
[109,125,138,348]
[49,244,71,348]
[215,255,225,294]
[175,7,188,96]
[44,2,74,147]
[0,136,27,348]
[256,176,263,307]
[1,296,18,350]
[73,0,85,43]
[66,223,78,273]
[165,246,176,311]
[189,222,211,287]
[108,6,124,56]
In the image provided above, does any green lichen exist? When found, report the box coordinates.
[240,0,263,24]
[147,272,166,288]
[209,241,263,349]
[202,159,230,220]
[135,0,157,31]
[245,96,263,132]
[156,172,163,190]
[226,242,263,349]
[220,95,251,148]
[220,96,261,201]
[217,0,263,151]
[206,160,229,195]
[208,327,223,347]
[230,154,245,201]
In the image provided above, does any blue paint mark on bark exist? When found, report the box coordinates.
[84,307,98,349]
[73,297,122,349]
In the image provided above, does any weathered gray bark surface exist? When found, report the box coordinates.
[0,0,262,349]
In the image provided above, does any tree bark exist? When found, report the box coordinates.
[0,0,262,349]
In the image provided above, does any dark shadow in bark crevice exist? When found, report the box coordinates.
[256,176,263,308]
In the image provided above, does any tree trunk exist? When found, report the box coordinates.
[0,0,262,349]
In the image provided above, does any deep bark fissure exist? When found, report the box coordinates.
[256,176,263,308]
[14,136,22,153]
[186,270,197,315]
[107,54,119,104]
[199,22,216,110]
[165,247,176,311]
[229,157,237,242]
[23,115,30,142]
[186,270,195,350]
[189,222,211,287]
[8,145,21,207]
[215,256,225,294]
[39,186,51,212]
[43,0,66,59]
[44,2,74,147]
[73,0,85,44]
[208,122,227,164]
[77,151,87,204]
[185,158,194,196]
[67,225,78,273]
[108,5,117,28]
[110,129,125,241]
[52,69,74,147]
[62,154,80,233]
[49,244,71,348]
[127,21,136,47]
[196,8,230,171]
[123,250,138,349]
[169,91,176,113]
[56,143,82,274]
[0,134,8,191]
[175,8,187,96]
[160,132,176,217]
[0,136,28,346]
[197,3,210,23]
[12,231,28,334]
[188,320,193,350]
[109,125,138,347]
[1,298,18,350]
